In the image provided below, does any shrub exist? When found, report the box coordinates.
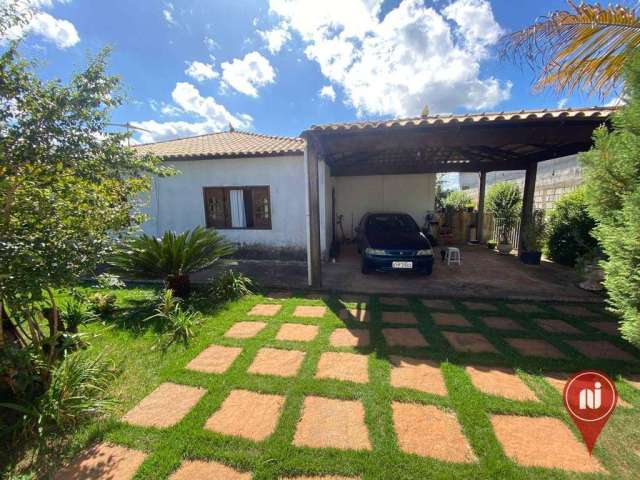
[544,187,597,266]
[160,307,202,350]
[486,182,522,244]
[1,351,116,439]
[209,271,255,302]
[95,273,125,289]
[88,292,117,315]
[144,288,182,324]
[110,227,235,297]
[579,51,640,347]
[60,296,99,334]
[443,190,474,211]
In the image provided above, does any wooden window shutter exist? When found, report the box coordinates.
[252,186,271,229]
[203,187,228,228]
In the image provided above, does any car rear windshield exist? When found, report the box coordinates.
[366,214,419,234]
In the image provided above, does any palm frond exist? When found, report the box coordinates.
[500,1,640,95]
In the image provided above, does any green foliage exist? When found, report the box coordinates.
[160,307,202,350]
[110,227,235,282]
[442,190,474,211]
[144,288,182,323]
[60,296,98,333]
[521,209,546,252]
[209,270,255,302]
[486,182,522,243]
[1,351,116,439]
[88,292,117,315]
[544,187,598,266]
[579,51,640,346]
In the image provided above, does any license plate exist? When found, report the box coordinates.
[392,261,413,269]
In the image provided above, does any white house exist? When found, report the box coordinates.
[135,128,437,260]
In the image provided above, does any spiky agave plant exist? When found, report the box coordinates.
[500,1,640,96]
[110,227,235,296]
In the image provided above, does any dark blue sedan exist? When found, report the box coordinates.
[356,213,434,275]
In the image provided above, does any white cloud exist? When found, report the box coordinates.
[221,51,276,97]
[606,96,625,107]
[268,0,511,117]
[557,98,568,109]
[133,82,252,143]
[319,85,336,102]
[163,2,176,26]
[204,36,219,50]
[2,0,79,48]
[185,61,219,82]
[258,22,291,54]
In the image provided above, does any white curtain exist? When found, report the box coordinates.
[229,189,247,228]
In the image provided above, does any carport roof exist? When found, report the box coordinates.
[303,106,618,176]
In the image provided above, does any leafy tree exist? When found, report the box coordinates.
[0,45,168,369]
[486,182,522,244]
[544,187,598,266]
[443,190,474,211]
[580,51,640,346]
[500,1,640,95]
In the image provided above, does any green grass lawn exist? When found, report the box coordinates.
[5,287,640,479]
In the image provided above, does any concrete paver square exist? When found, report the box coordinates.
[380,296,410,307]
[442,332,497,354]
[329,328,370,347]
[507,303,543,313]
[432,312,472,327]
[567,340,636,361]
[248,348,305,377]
[389,356,447,396]
[491,415,604,472]
[466,366,538,402]
[293,396,371,450]
[276,323,319,342]
[536,319,581,334]
[382,328,428,348]
[481,316,523,331]
[339,308,370,322]
[54,443,147,480]
[381,311,418,325]
[506,338,566,359]
[122,383,206,428]
[225,321,267,339]
[422,299,455,311]
[169,460,251,480]
[294,306,327,318]
[589,321,620,336]
[205,390,285,441]
[553,305,596,317]
[316,352,368,383]
[186,345,242,374]
[393,403,476,463]
[248,304,282,317]
[462,301,498,311]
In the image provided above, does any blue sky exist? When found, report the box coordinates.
[5,0,621,143]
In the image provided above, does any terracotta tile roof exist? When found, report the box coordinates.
[134,130,305,159]
[305,106,619,133]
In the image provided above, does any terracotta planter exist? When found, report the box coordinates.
[496,243,512,255]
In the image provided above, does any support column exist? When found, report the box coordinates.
[518,162,537,254]
[476,171,487,243]
[305,142,322,287]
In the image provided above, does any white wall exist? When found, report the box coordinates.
[333,173,436,238]
[142,155,307,248]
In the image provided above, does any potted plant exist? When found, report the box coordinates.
[519,209,545,265]
[576,246,605,291]
[486,183,522,255]
[486,239,497,249]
